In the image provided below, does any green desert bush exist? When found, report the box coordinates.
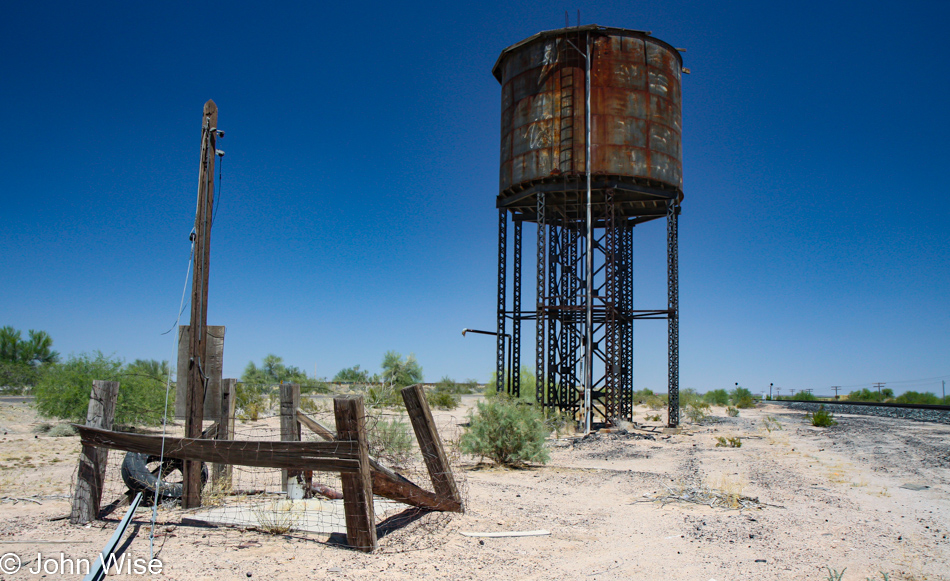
[703,389,730,406]
[679,388,703,408]
[894,391,941,405]
[684,402,711,424]
[368,417,414,467]
[365,383,403,408]
[33,352,172,426]
[460,396,550,467]
[715,436,742,448]
[794,391,819,401]
[730,386,755,407]
[48,424,77,437]
[236,383,269,421]
[846,388,894,403]
[726,406,739,417]
[763,416,783,433]
[427,386,460,410]
[644,393,667,411]
[808,405,838,427]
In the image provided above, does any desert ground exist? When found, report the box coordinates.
[0,396,948,580]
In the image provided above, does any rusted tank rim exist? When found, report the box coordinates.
[491,24,684,82]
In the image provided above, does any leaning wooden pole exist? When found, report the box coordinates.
[401,384,463,511]
[70,380,120,524]
[183,99,218,508]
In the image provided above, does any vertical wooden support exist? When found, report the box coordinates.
[280,383,302,497]
[183,99,218,509]
[333,396,376,552]
[401,384,463,510]
[70,380,120,524]
[212,378,237,488]
[174,325,225,420]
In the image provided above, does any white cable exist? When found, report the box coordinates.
[150,236,194,560]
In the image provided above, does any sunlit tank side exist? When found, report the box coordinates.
[493,25,684,213]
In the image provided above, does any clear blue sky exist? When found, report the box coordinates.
[2,1,947,396]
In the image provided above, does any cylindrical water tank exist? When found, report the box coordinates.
[493,25,684,209]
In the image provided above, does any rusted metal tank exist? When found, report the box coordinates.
[493,25,684,211]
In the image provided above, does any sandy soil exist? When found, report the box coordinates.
[0,398,948,580]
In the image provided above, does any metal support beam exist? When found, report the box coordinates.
[535,193,546,405]
[496,208,507,393]
[667,202,680,427]
[512,220,522,397]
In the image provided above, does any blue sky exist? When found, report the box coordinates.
[2,1,947,396]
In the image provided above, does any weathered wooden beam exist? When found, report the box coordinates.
[333,396,377,552]
[371,470,461,513]
[184,99,219,509]
[296,409,335,440]
[296,407,462,513]
[174,325,226,420]
[70,380,120,524]
[280,383,302,495]
[76,426,361,473]
[401,384,463,511]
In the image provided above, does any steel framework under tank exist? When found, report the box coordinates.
[492,24,684,427]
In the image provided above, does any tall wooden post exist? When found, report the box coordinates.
[70,381,120,524]
[183,99,218,508]
[280,383,303,497]
[333,396,377,552]
[174,325,226,420]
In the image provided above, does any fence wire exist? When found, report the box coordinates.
[81,397,467,554]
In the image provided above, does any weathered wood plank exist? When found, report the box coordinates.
[212,378,237,487]
[70,381,120,524]
[334,396,377,552]
[280,383,302,494]
[296,407,462,512]
[76,426,361,473]
[401,384,463,511]
[296,410,335,440]
[371,470,462,513]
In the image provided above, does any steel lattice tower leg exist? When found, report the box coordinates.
[512,220,522,397]
[536,194,546,405]
[604,189,619,420]
[496,208,507,393]
[667,202,680,427]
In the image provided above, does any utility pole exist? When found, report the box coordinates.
[873,382,885,398]
[832,386,841,400]
[943,380,946,402]
[183,100,219,509]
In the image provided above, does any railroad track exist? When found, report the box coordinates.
[771,399,950,411]
[768,399,950,424]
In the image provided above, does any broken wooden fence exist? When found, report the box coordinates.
[74,387,462,552]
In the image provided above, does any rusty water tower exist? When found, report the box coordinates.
[491,25,684,427]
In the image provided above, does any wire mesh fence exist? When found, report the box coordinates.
[80,394,467,553]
